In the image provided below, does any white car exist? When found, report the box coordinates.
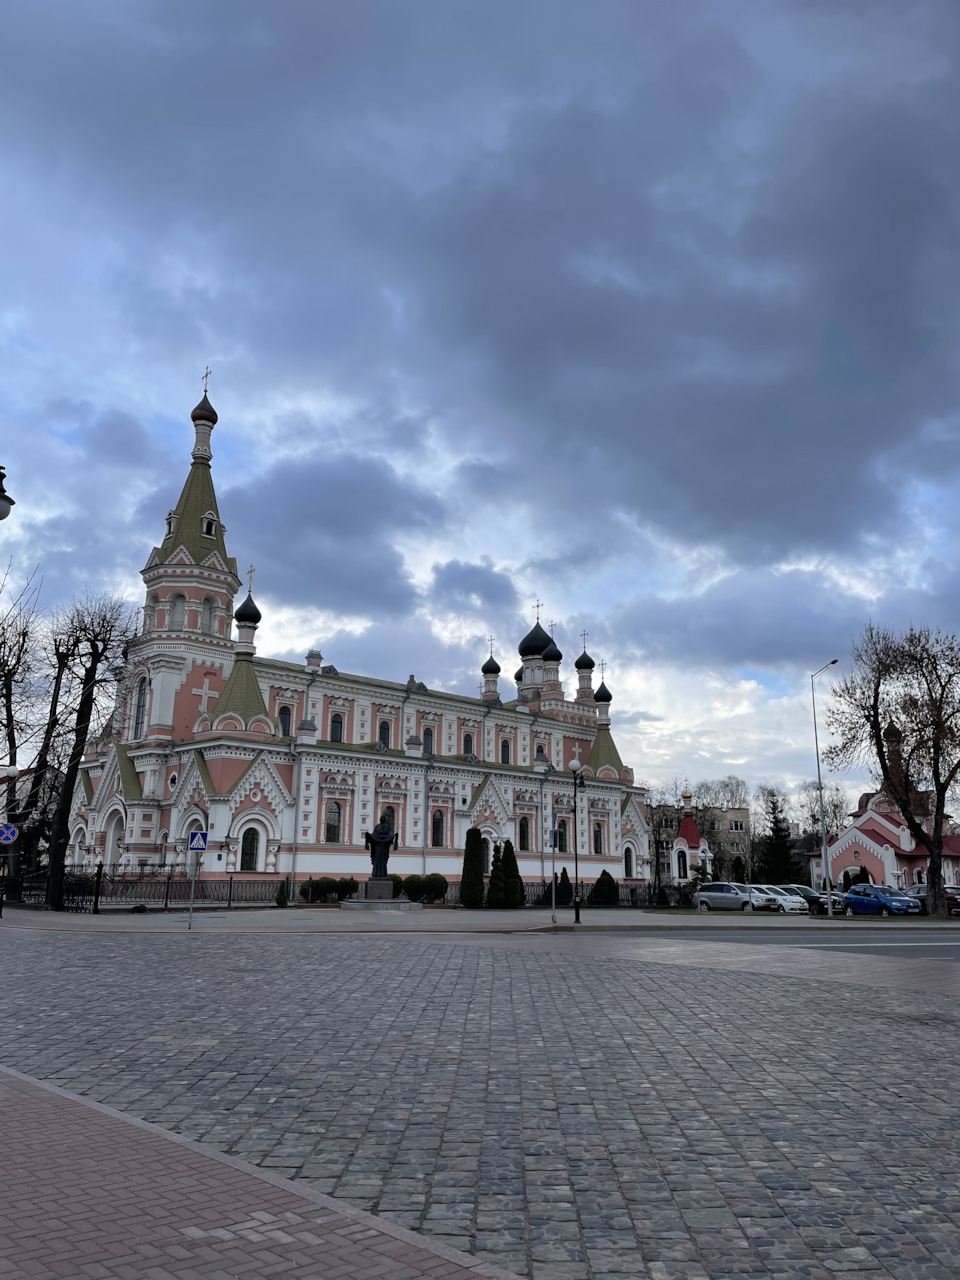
[761,885,809,914]
[729,883,782,912]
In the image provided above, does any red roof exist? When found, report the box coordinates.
[677,813,703,847]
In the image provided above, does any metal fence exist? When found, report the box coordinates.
[97,871,284,909]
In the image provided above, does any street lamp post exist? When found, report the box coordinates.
[811,659,839,918]
[570,757,585,924]
[534,746,557,922]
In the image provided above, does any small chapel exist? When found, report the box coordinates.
[67,394,652,886]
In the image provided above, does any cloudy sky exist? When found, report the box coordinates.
[3,0,959,798]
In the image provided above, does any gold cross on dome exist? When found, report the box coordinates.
[534,598,543,622]
[247,564,255,592]
[202,365,212,393]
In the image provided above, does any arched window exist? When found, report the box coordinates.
[240,828,259,872]
[624,846,633,878]
[423,727,434,756]
[518,816,530,851]
[463,733,473,756]
[379,721,390,748]
[916,868,924,884]
[481,837,491,874]
[278,705,292,737]
[501,739,510,765]
[330,712,343,742]
[146,593,158,631]
[325,801,342,844]
[133,677,148,740]
[593,823,603,856]
[202,516,216,537]
[557,819,568,853]
[677,849,687,880]
[169,594,185,629]
[200,598,214,633]
[382,805,395,833]
[432,809,444,847]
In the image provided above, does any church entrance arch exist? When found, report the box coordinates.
[105,811,125,869]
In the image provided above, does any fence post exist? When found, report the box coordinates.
[163,871,171,911]
[227,875,234,910]
[93,864,103,915]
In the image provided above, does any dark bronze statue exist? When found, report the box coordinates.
[364,816,398,878]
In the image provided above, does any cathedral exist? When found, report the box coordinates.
[67,395,651,887]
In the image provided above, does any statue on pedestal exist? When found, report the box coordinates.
[364,816,398,879]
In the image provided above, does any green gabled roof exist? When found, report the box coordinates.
[80,769,94,804]
[115,744,143,801]
[587,725,623,776]
[211,655,268,725]
[193,749,215,796]
[150,456,237,575]
[470,774,493,808]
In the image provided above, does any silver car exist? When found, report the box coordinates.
[692,882,754,911]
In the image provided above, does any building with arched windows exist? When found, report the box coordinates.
[66,394,651,886]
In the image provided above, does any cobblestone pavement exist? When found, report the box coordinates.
[3,924,960,1280]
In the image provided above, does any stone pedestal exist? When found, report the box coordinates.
[365,878,394,901]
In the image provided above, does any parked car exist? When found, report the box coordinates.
[729,883,782,912]
[902,883,960,916]
[783,884,831,915]
[692,882,754,911]
[843,884,922,917]
[762,885,809,914]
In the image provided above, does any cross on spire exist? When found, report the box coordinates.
[488,634,495,655]
[580,629,589,651]
[247,564,255,593]
[599,659,607,680]
[202,365,212,393]
[534,598,543,622]
[548,620,557,637]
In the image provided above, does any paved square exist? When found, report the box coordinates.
[2,921,960,1279]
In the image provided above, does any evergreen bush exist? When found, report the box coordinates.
[460,827,485,908]
[388,873,405,899]
[501,839,524,908]
[587,868,619,906]
[539,874,558,906]
[422,873,449,903]
[335,876,358,901]
[404,874,425,901]
[486,846,506,908]
[300,876,338,903]
[275,880,288,908]
[557,866,573,906]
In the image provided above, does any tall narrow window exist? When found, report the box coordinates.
[330,712,343,742]
[169,595,185,629]
[501,739,510,765]
[423,727,434,756]
[593,823,603,856]
[677,850,687,880]
[325,801,342,843]
[200,598,214,633]
[624,846,633,878]
[278,705,292,736]
[481,837,491,874]
[463,733,473,756]
[133,677,147,739]
[431,809,444,847]
[240,828,259,872]
[558,819,568,853]
[379,721,390,748]
[383,805,396,833]
[518,816,530,851]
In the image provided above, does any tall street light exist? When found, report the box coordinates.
[811,659,838,918]
[534,746,557,923]
[570,756,586,924]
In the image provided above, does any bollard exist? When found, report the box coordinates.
[227,874,234,910]
[92,864,103,915]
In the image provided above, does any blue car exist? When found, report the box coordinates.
[843,884,921,917]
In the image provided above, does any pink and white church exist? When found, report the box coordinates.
[67,394,652,887]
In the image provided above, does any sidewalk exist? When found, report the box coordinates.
[0,1067,519,1280]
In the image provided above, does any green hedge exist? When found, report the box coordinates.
[486,845,506,908]
[300,877,338,903]
[587,868,619,906]
[461,828,485,908]
[422,873,448,903]
[501,839,524,908]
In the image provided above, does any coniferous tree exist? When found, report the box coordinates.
[486,845,506,908]
[755,786,795,884]
[460,827,485,908]
[557,866,573,906]
[501,838,524,908]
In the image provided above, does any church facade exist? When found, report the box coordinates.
[67,395,651,887]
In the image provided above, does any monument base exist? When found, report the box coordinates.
[340,899,424,911]
[365,878,394,901]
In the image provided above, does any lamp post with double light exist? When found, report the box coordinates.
[534,746,557,921]
[811,658,839,917]
[570,757,586,923]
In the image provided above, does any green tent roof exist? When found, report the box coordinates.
[210,655,268,725]
[150,456,237,576]
[587,725,623,775]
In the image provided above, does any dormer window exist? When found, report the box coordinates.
[165,511,177,537]
[201,512,217,538]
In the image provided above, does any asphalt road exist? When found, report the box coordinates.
[635,927,960,959]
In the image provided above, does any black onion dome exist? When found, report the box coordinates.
[883,719,903,744]
[234,592,261,625]
[575,649,595,671]
[514,666,524,683]
[191,394,218,425]
[518,620,551,658]
[482,654,501,675]
[542,638,562,662]
[594,680,612,703]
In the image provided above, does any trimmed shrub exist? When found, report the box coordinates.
[460,827,485,908]
[300,877,338,903]
[336,876,358,901]
[422,873,449,904]
[388,873,405,899]
[539,874,558,906]
[587,868,619,906]
[557,867,573,906]
[656,884,671,907]
[486,846,506,908]
[404,874,425,902]
[275,880,288,909]
[501,839,524,908]
[131,902,147,914]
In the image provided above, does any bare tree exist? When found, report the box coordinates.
[46,593,136,908]
[796,780,850,846]
[826,623,960,919]
[0,567,44,876]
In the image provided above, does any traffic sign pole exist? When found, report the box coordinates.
[186,832,207,931]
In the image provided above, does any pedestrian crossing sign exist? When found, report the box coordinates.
[188,831,208,852]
